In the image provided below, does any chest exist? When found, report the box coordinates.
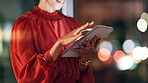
[32,20,72,53]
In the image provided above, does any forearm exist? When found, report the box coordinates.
[50,40,63,61]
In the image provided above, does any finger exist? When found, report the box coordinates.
[80,54,92,62]
[78,43,84,49]
[72,48,81,53]
[91,35,99,46]
[85,38,91,48]
[75,23,89,34]
[73,29,81,36]
[94,38,102,48]
[77,21,94,33]
[88,21,94,26]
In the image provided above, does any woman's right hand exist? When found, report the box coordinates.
[50,22,94,61]
[58,22,94,46]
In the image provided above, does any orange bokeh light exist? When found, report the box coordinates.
[98,48,111,62]
[113,50,125,63]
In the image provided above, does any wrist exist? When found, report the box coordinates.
[78,59,91,73]
[57,39,63,47]
[79,62,89,74]
[49,40,63,61]
[79,59,91,66]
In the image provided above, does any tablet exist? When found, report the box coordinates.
[62,25,114,57]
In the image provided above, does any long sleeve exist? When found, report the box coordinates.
[10,17,56,83]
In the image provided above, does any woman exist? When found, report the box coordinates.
[10,0,101,83]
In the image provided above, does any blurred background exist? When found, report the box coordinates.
[0,0,148,83]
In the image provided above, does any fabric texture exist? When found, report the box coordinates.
[10,6,94,83]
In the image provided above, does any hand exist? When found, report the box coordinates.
[58,22,94,46]
[73,35,102,73]
[73,35,102,64]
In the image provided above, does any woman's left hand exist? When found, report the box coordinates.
[73,35,102,72]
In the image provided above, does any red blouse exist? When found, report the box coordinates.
[10,6,94,83]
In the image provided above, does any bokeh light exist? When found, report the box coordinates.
[113,50,125,63]
[141,12,148,23]
[129,63,138,70]
[117,56,134,71]
[0,27,3,56]
[122,39,135,53]
[100,41,113,52]
[3,21,12,42]
[137,19,147,32]
[98,48,111,62]
[128,53,142,64]
[132,46,143,60]
[132,46,148,61]
[142,46,148,60]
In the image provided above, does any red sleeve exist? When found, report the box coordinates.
[79,67,95,83]
[10,17,56,83]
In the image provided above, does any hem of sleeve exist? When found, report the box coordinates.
[44,50,54,63]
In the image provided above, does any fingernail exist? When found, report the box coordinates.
[91,21,94,24]
[85,23,88,26]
